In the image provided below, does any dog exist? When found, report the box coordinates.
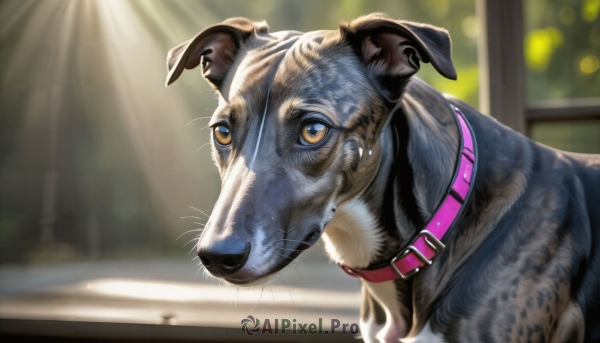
[165,13,600,343]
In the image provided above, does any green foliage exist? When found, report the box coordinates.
[525,0,600,154]
[525,0,600,101]
[583,0,600,22]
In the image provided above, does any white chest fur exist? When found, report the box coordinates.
[322,198,385,269]
[362,281,408,342]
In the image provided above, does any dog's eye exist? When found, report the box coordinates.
[213,125,232,146]
[300,122,328,145]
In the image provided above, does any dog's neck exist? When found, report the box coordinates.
[323,78,459,268]
[388,79,460,249]
[322,78,461,337]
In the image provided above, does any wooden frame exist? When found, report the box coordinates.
[527,98,600,122]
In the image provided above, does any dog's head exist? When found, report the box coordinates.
[166,13,456,285]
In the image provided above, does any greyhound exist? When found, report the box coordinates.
[165,13,600,343]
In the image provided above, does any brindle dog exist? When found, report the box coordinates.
[165,13,600,343]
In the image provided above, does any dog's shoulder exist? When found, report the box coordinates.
[427,163,590,342]
[424,92,599,341]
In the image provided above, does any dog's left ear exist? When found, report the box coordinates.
[340,13,457,102]
[165,17,264,88]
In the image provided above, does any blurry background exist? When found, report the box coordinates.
[0,0,598,342]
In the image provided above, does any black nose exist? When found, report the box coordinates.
[197,240,251,276]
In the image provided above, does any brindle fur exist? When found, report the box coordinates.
[166,13,600,343]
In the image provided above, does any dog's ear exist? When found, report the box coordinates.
[340,13,456,102]
[165,17,266,88]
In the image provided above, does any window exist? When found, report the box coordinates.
[478,0,600,153]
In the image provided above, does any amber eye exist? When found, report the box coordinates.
[213,125,232,145]
[300,122,328,145]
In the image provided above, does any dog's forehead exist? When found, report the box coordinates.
[222,29,371,124]
[224,31,299,99]
[274,33,369,119]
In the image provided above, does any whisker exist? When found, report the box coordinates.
[188,241,199,255]
[275,247,302,252]
[199,122,215,130]
[186,116,213,125]
[275,238,306,244]
[196,87,216,95]
[277,227,301,235]
[277,274,296,312]
[176,229,204,240]
[189,207,211,218]
[268,282,275,302]
[195,142,211,152]
[272,254,296,263]
[235,288,239,308]
[313,242,327,258]
[195,265,204,279]
[182,236,200,248]
[272,254,298,268]
[180,216,205,220]
[251,284,265,311]
[203,268,212,281]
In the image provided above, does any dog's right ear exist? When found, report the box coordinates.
[165,17,265,88]
[339,13,457,102]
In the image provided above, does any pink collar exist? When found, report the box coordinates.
[338,105,477,283]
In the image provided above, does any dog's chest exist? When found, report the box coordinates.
[321,199,446,343]
[321,198,385,268]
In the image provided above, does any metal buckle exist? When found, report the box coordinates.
[390,246,428,280]
[390,255,419,280]
[389,231,445,280]
[420,230,445,253]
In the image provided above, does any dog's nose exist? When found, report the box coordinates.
[197,240,251,276]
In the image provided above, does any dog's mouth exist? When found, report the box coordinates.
[221,229,322,286]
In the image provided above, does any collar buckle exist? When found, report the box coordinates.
[389,230,446,280]
[390,248,421,280]
[421,230,445,253]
